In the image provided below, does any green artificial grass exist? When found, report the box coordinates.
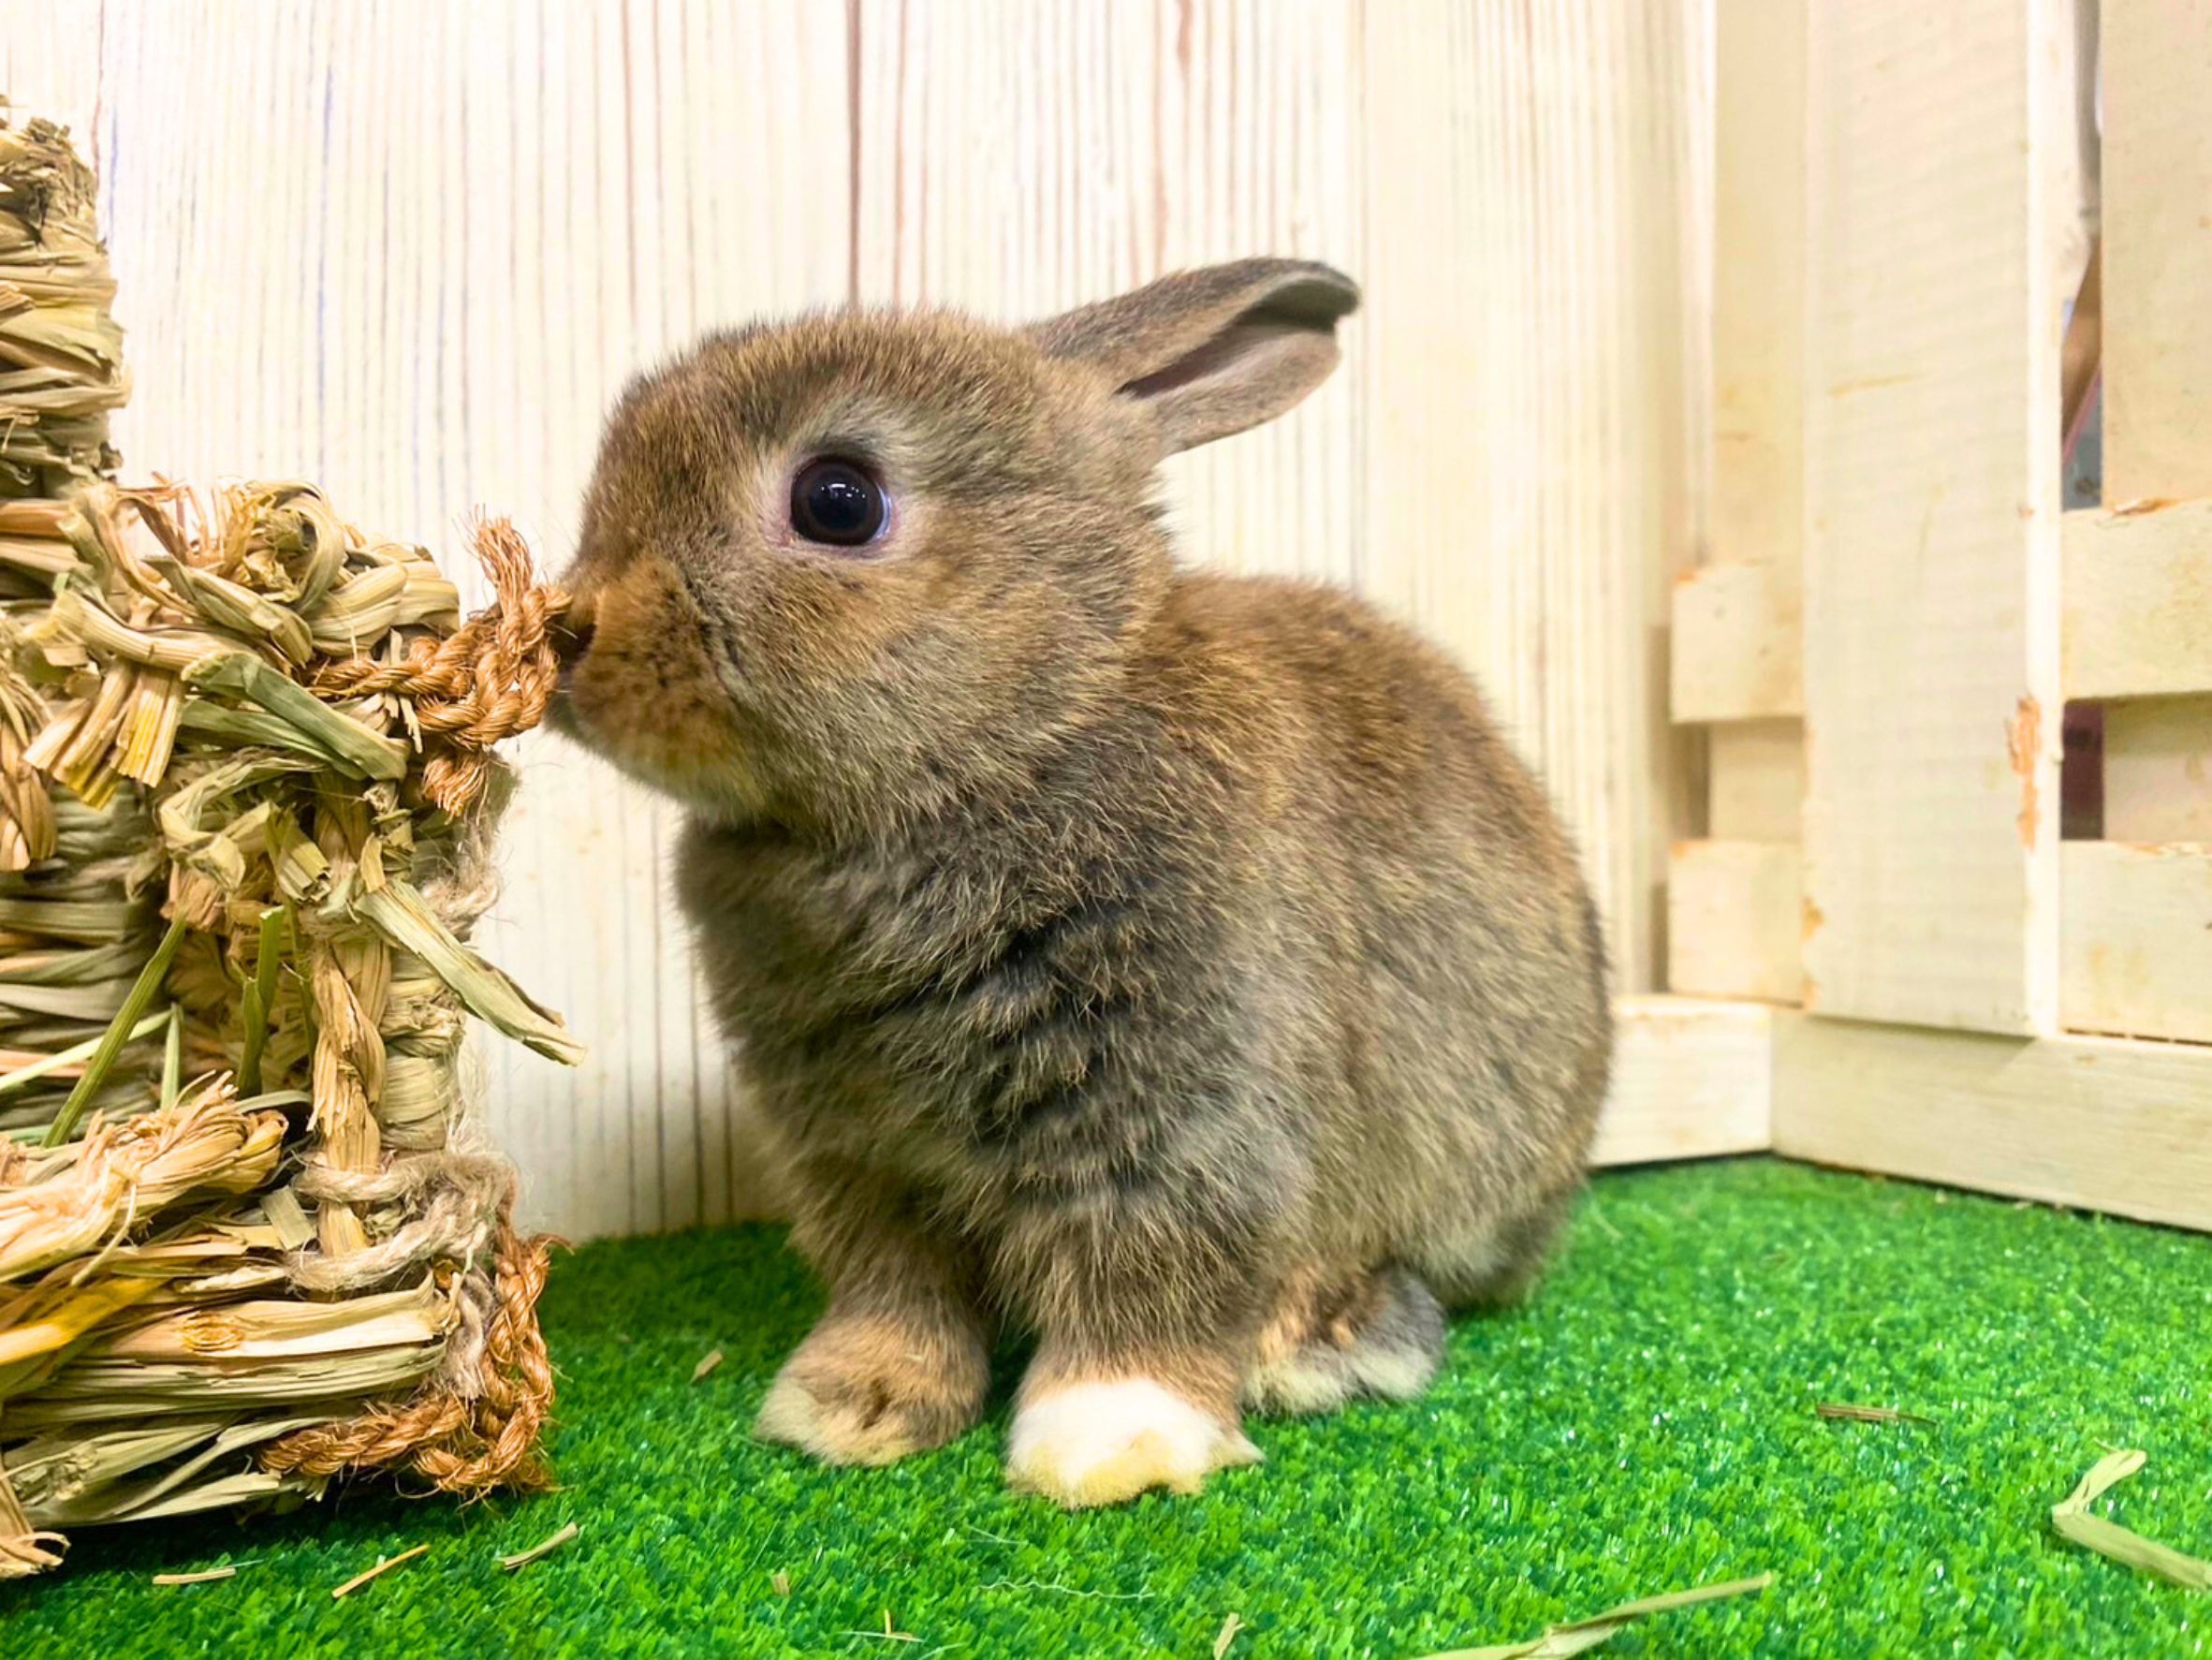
[7,1157,2210,1656]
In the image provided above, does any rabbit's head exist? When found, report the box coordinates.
[554,258,1357,832]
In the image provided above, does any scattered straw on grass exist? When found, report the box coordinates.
[330,1542,430,1599]
[499,1520,579,1572]
[2051,1449,2212,1591]
[980,1578,1150,1601]
[152,1565,240,1586]
[1416,1573,1774,1659]
[771,1569,793,1597]
[692,1347,724,1383]
[1213,1611,1246,1657]
[1815,1402,1936,1426]
[844,1609,920,1643]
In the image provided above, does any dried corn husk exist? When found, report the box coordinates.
[0,108,579,1578]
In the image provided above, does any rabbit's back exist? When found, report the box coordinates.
[1152,572,1610,1286]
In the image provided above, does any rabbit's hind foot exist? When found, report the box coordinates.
[1242,1261,1444,1417]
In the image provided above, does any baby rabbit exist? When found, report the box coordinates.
[553,259,1611,1508]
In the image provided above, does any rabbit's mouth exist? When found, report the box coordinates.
[545,581,763,814]
[549,592,596,689]
[543,591,598,742]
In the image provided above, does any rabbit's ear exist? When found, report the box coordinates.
[1027,258,1359,455]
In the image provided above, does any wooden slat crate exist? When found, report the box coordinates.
[1671,0,2212,1229]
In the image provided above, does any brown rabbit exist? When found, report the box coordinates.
[552,259,1610,1508]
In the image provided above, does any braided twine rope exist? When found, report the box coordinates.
[311,520,571,817]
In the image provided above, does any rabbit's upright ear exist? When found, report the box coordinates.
[1027,258,1359,455]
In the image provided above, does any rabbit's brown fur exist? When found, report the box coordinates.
[554,260,1610,1507]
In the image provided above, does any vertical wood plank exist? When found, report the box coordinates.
[2092,0,2212,901]
[1800,0,2068,1033]
[1359,2,1511,671]
[853,0,1363,587]
[2102,0,2212,507]
[1670,0,1804,1006]
[1711,0,1804,573]
[1366,1,1710,994]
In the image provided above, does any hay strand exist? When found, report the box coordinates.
[152,1565,241,1585]
[330,1542,430,1599]
[1417,1574,1775,1659]
[40,913,186,1145]
[500,1520,579,1572]
[2051,1449,2212,1591]
[1815,1402,1936,1426]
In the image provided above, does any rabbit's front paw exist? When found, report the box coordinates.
[1005,1376,1261,1507]
[754,1311,987,1466]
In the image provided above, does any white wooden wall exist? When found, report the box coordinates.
[1,0,1713,1238]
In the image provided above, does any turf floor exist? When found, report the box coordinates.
[6,1157,2210,1657]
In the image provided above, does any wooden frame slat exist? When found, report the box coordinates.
[2060,841,2212,1042]
[1671,562,1802,723]
[2102,0,2212,506]
[1798,0,2068,1034]
[2102,700,2212,841]
[2089,3,2212,877]
[1593,996,1774,1166]
[1667,841,1804,1004]
[1772,1011,2212,1232]
[1708,719,1805,841]
[2062,504,2212,701]
[1711,0,1806,569]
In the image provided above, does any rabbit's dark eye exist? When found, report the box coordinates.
[789,458,889,548]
